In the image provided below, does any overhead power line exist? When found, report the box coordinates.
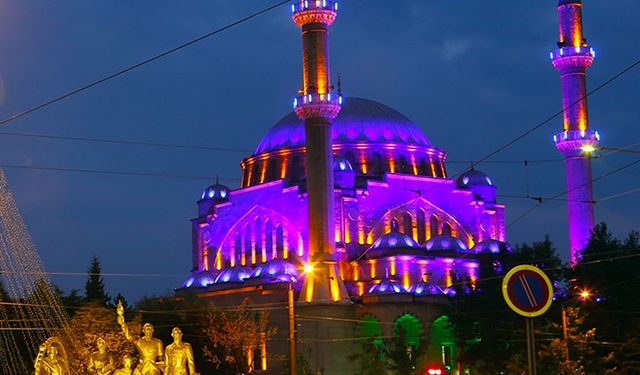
[0,163,241,182]
[507,157,640,227]
[0,130,252,153]
[463,56,640,176]
[0,0,290,127]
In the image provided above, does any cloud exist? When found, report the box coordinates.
[441,38,471,61]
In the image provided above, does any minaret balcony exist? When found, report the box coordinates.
[293,92,342,120]
[554,129,600,156]
[550,46,595,71]
[291,0,338,26]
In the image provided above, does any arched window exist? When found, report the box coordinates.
[417,210,426,244]
[442,223,452,236]
[399,155,410,174]
[234,233,242,265]
[371,152,383,176]
[255,218,263,263]
[276,225,284,257]
[419,158,429,176]
[265,221,274,259]
[403,212,413,238]
[250,162,261,186]
[266,158,278,182]
[289,155,301,182]
[245,225,252,265]
[430,215,439,238]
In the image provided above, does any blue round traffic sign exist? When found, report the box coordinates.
[502,265,553,318]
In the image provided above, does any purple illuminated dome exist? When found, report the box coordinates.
[215,265,253,284]
[179,270,218,289]
[249,259,299,283]
[409,281,444,296]
[472,239,513,254]
[366,278,407,295]
[455,168,497,202]
[425,234,469,253]
[365,220,422,259]
[256,97,431,153]
[241,97,448,187]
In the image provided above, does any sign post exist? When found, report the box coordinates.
[502,265,554,375]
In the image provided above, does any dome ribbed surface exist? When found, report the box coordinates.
[254,97,431,154]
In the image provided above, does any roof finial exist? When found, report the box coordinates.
[390,219,399,232]
[337,73,343,96]
[470,161,475,171]
[216,175,220,185]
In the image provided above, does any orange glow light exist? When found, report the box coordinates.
[402,271,411,290]
[370,260,376,279]
[390,258,396,276]
[388,157,396,173]
[353,262,360,281]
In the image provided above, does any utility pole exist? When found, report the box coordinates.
[561,305,570,363]
[288,283,296,375]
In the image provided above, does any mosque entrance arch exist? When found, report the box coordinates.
[358,316,385,358]
[427,315,457,373]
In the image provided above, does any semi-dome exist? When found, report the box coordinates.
[472,239,513,254]
[366,279,408,295]
[215,265,252,284]
[365,220,422,259]
[255,97,431,154]
[456,168,494,189]
[409,281,444,296]
[425,234,469,253]
[249,259,299,282]
[179,270,218,289]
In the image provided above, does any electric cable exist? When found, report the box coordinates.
[0,0,291,127]
[0,130,252,153]
[457,56,640,176]
[507,157,640,227]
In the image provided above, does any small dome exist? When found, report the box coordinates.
[456,168,495,189]
[334,157,354,172]
[472,239,513,254]
[200,178,231,203]
[250,259,299,283]
[425,234,469,253]
[180,270,218,289]
[366,279,407,295]
[214,265,252,284]
[365,220,422,259]
[409,281,444,296]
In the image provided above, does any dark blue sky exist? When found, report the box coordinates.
[0,1,638,301]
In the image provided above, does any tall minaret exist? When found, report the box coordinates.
[291,0,349,303]
[551,0,600,265]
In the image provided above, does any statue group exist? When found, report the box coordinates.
[34,301,198,375]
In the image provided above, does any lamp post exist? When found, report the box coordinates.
[560,289,592,364]
[288,282,296,375]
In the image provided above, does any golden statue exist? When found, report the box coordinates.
[164,327,198,375]
[88,337,115,375]
[117,301,164,375]
[34,337,70,375]
[113,355,142,375]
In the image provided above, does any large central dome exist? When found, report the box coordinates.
[240,97,447,188]
[254,97,432,154]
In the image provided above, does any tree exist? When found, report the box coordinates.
[348,338,387,375]
[84,256,110,306]
[387,326,421,375]
[281,353,315,375]
[201,300,277,375]
[537,306,597,374]
[63,304,139,373]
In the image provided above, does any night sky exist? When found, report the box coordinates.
[0,1,638,302]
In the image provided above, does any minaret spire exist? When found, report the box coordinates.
[291,0,349,303]
[550,0,600,265]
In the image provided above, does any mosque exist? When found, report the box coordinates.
[176,1,597,374]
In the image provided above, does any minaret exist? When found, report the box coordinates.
[550,0,600,265]
[291,0,349,303]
